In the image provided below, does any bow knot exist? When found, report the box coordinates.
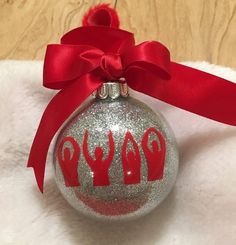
[100,53,123,81]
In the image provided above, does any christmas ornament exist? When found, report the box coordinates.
[54,83,178,220]
[27,4,236,220]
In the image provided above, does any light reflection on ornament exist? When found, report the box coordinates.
[110,124,120,132]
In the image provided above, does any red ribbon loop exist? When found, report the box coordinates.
[122,41,171,80]
[28,25,236,193]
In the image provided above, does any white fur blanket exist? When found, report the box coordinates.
[0,60,235,245]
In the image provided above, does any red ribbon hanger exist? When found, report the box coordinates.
[27,4,236,192]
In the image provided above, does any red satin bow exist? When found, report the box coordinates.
[27,25,236,193]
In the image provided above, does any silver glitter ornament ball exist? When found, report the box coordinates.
[53,83,179,221]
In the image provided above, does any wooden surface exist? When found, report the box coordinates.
[0,0,236,68]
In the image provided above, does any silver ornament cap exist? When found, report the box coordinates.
[95,82,129,99]
[53,82,179,221]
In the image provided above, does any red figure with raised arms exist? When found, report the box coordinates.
[58,137,80,187]
[122,131,141,185]
[83,130,115,186]
[141,128,166,181]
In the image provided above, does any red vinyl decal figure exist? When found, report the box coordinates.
[141,127,166,180]
[58,136,81,187]
[122,131,141,184]
[83,130,115,186]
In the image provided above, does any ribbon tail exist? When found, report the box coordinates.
[127,62,236,126]
[27,74,102,192]
[169,62,236,126]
